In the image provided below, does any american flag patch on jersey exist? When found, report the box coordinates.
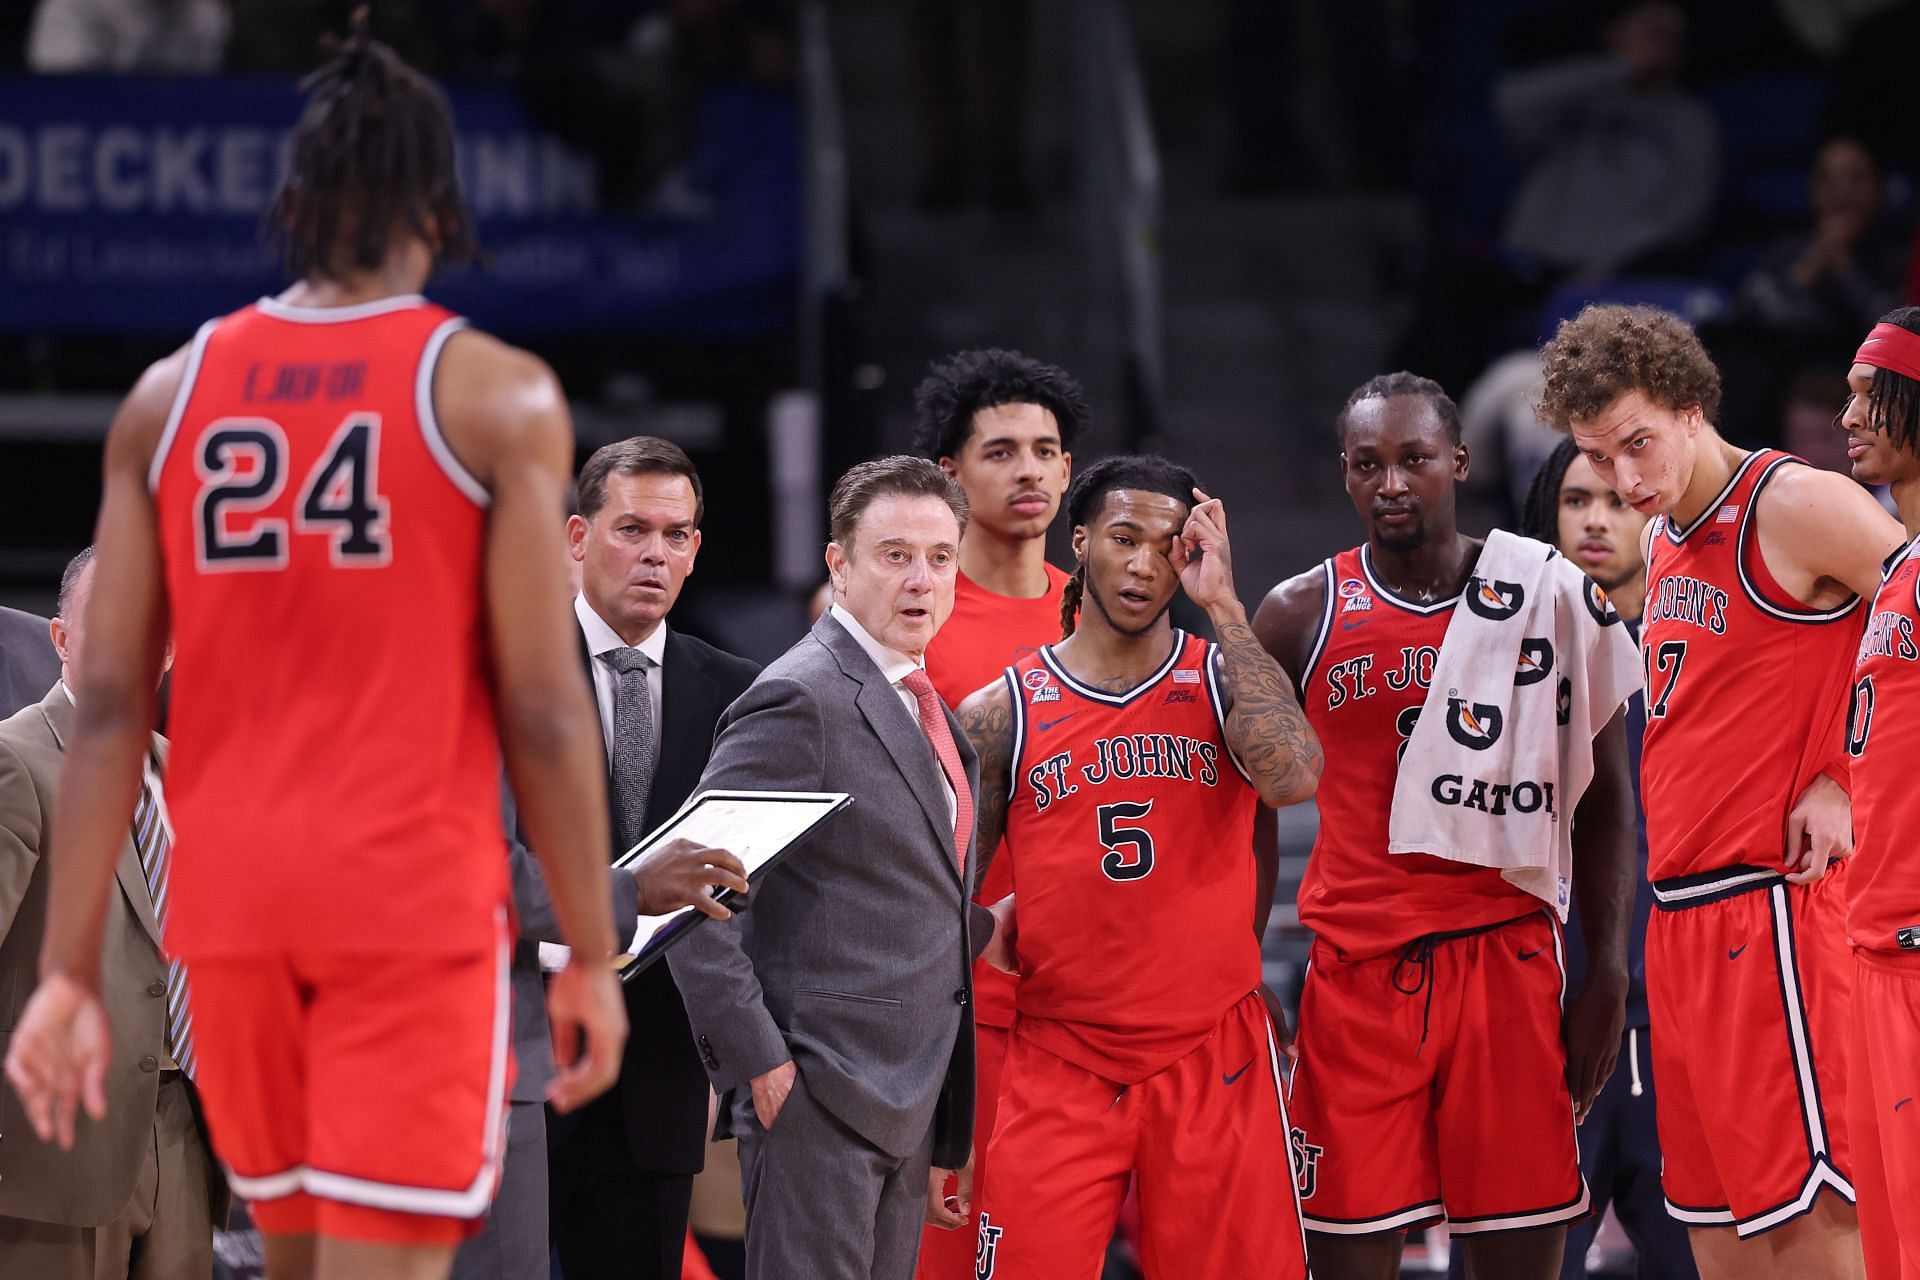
[1173,669,1202,684]
[1716,504,1740,523]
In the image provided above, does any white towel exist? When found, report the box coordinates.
[1387,529,1641,919]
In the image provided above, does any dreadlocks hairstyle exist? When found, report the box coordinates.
[911,349,1093,461]
[1520,437,1584,548]
[267,7,477,283]
[1058,455,1199,637]
[1865,306,1920,456]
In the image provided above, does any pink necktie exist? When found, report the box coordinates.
[902,669,972,876]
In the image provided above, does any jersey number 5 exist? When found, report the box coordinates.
[1097,800,1155,882]
[1646,640,1687,718]
[195,414,391,571]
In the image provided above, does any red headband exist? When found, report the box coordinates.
[1855,323,1920,383]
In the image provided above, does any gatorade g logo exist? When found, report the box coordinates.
[1290,1127,1325,1199]
[976,1214,1003,1279]
[1467,576,1525,621]
[1515,637,1554,686]
[1584,580,1622,627]
[1556,677,1573,726]
[1446,697,1504,750]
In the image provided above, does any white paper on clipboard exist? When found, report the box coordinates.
[538,790,852,974]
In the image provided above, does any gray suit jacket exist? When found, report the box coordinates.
[0,686,227,1227]
[669,614,982,1169]
[0,608,59,720]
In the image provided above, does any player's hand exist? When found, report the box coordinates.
[1784,773,1852,884]
[1561,975,1625,1125]
[634,839,750,920]
[981,893,1018,975]
[926,1153,974,1229]
[1170,488,1241,618]
[3,973,112,1150]
[1259,984,1299,1062]
[751,1059,797,1129]
[544,957,629,1113]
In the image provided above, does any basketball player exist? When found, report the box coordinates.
[1538,304,1905,1279]
[908,348,1082,1273]
[3,26,737,1280]
[956,455,1323,1280]
[1835,307,1920,1280]
[1448,436,1700,1280]
[1253,372,1636,1280]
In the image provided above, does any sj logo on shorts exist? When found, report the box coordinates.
[1290,1127,1324,1199]
[976,1213,1003,1279]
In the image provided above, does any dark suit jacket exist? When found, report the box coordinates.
[0,608,59,720]
[507,624,759,1175]
[668,613,983,1170]
[0,686,228,1227]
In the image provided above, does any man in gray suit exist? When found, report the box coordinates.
[670,456,1007,1280]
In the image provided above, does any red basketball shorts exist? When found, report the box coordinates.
[183,908,513,1245]
[1288,911,1588,1237]
[975,990,1307,1280]
[916,1018,1010,1279]
[1646,864,1854,1237]
[1847,947,1920,1279]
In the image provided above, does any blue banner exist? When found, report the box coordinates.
[0,76,800,337]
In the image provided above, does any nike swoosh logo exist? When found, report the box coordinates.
[1340,618,1369,631]
[1517,946,1544,961]
[1897,1097,1913,1113]
[1222,1058,1255,1087]
[1036,713,1078,731]
[1728,943,1748,960]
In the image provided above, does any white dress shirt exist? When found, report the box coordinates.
[575,594,667,761]
[828,603,957,825]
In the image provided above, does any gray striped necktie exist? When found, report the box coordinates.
[605,647,657,857]
[132,771,195,1079]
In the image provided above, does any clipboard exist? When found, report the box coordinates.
[539,790,852,980]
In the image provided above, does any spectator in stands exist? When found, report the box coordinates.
[1776,369,1855,476]
[1495,0,1718,280]
[1709,137,1904,436]
[1395,1,1718,397]
[1727,136,1904,344]
[27,0,228,72]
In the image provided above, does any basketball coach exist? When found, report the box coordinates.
[669,456,1009,1280]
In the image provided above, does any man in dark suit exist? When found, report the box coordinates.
[0,605,60,718]
[669,456,1007,1280]
[0,548,227,1277]
[453,438,760,1280]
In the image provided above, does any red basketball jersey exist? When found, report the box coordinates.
[1640,450,1864,883]
[150,294,507,957]
[924,561,1070,1030]
[1297,546,1535,960]
[1846,536,1920,954]
[1003,630,1260,1083]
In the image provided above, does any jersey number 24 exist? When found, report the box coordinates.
[193,415,392,571]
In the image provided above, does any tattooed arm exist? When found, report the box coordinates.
[955,677,1016,893]
[1173,491,1323,807]
[1213,615,1323,806]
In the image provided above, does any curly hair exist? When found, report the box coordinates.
[1864,306,1920,458]
[1058,455,1198,637]
[911,348,1092,461]
[1536,305,1722,430]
